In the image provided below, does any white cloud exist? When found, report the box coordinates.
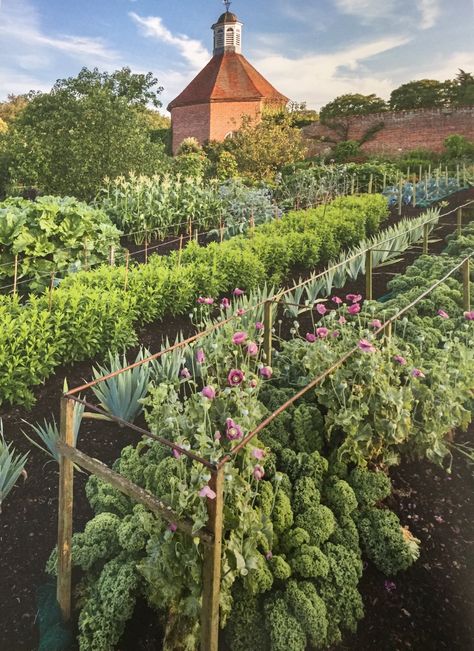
[252,35,411,108]
[418,0,441,29]
[333,0,397,21]
[129,12,210,70]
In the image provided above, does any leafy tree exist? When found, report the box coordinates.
[320,94,387,124]
[287,101,319,128]
[0,118,7,134]
[0,94,31,124]
[389,79,447,110]
[2,67,169,200]
[450,69,474,106]
[443,134,474,160]
[224,114,307,182]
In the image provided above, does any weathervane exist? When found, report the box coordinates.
[223,0,232,12]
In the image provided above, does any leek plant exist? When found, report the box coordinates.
[0,420,28,512]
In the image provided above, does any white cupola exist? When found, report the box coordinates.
[212,3,243,55]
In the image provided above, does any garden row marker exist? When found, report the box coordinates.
[200,466,225,651]
[263,299,274,365]
[463,259,471,311]
[57,397,75,621]
[365,249,373,301]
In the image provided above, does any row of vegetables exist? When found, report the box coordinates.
[39,221,474,650]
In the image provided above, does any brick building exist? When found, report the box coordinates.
[167,7,288,154]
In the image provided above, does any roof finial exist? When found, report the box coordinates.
[223,0,232,12]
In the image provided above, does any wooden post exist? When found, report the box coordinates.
[365,249,373,301]
[457,207,462,236]
[351,175,356,195]
[456,164,460,187]
[200,466,225,651]
[398,177,403,216]
[124,251,130,291]
[57,397,75,621]
[463,258,471,312]
[263,300,274,366]
[423,223,429,255]
[144,232,148,264]
[12,254,18,295]
[189,218,193,241]
[382,172,386,191]
[178,235,183,267]
[109,245,116,266]
[368,173,373,194]
[412,174,417,207]
[382,321,393,339]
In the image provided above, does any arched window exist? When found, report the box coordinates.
[225,131,234,140]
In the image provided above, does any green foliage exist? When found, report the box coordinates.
[444,134,474,161]
[285,580,328,648]
[390,79,448,110]
[0,420,28,512]
[357,508,420,575]
[265,596,307,651]
[332,140,362,162]
[3,67,168,200]
[320,94,387,124]
[0,196,122,291]
[348,468,392,509]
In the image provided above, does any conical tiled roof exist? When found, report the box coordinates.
[167,52,288,110]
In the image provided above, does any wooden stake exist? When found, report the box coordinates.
[382,321,393,339]
[124,251,130,291]
[368,173,373,194]
[200,466,225,651]
[12,254,18,295]
[57,397,75,621]
[178,234,183,267]
[462,258,471,312]
[423,223,429,255]
[188,217,193,241]
[365,249,373,301]
[263,300,274,366]
[457,207,462,236]
[412,174,417,207]
[109,245,116,266]
[398,177,403,216]
[351,175,356,195]
[144,232,148,264]
[382,172,386,191]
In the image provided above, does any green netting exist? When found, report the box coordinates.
[37,582,73,651]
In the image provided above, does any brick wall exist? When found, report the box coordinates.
[302,106,474,157]
[170,103,211,154]
[209,100,262,141]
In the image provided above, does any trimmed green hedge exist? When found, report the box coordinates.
[0,194,389,407]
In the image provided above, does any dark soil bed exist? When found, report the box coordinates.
[0,188,473,651]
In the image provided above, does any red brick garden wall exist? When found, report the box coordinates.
[302,106,474,157]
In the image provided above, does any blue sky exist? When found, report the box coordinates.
[0,0,473,112]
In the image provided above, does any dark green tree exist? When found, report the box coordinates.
[389,79,447,110]
[319,94,387,125]
[2,67,169,200]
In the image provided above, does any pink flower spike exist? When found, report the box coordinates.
[233,288,245,297]
[316,327,329,338]
[393,355,407,366]
[437,309,449,319]
[197,297,206,304]
[305,333,316,343]
[463,310,474,321]
[411,368,426,378]
[358,339,376,353]
[252,448,266,460]
[247,342,259,357]
[259,366,273,379]
[348,303,361,315]
[226,418,243,441]
[168,523,178,533]
[338,316,347,325]
[180,367,191,380]
[220,297,231,309]
[347,293,362,304]
[199,485,217,500]
[253,465,265,481]
[332,296,343,305]
[255,322,264,331]
[232,331,248,345]
[201,386,216,400]
[370,319,382,329]
[316,303,327,315]
[204,297,214,305]
[196,349,205,364]
[228,369,245,387]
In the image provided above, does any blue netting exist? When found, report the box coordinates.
[383,178,471,208]
[36,582,73,651]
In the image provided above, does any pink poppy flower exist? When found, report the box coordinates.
[204,297,214,305]
[233,288,245,296]
[316,303,327,315]
[197,297,206,304]
[232,331,248,345]
[228,369,245,386]
[168,523,178,532]
[370,319,382,329]
[201,386,216,400]
[411,368,425,378]
[338,316,347,325]
[236,308,245,316]
[249,378,258,388]
[247,342,259,357]
[358,339,376,353]
[253,465,265,481]
[252,448,266,460]
[199,485,217,500]
[393,355,407,365]
[259,366,273,379]
[316,327,329,338]
[180,368,191,380]
[196,349,205,364]
[220,297,231,309]
[306,333,316,343]
[226,418,243,441]
[348,303,361,315]
[255,322,264,331]
[332,296,343,305]
[332,330,340,338]
[437,309,449,319]
[346,293,362,303]
[463,311,474,321]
